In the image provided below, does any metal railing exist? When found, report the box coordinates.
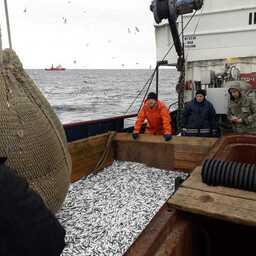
[63,113,137,142]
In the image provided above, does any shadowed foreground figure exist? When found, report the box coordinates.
[0,158,65,256]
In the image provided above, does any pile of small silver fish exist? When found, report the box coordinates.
[57,161,188,256]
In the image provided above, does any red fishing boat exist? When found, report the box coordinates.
[45,64,66,71]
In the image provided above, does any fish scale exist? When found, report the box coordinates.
[57,161,188,255]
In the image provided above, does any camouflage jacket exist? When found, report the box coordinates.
[227,95,256,133]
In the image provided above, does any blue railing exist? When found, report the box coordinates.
[63,114,137,142]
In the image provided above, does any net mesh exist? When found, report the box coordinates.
[0,49,72,213]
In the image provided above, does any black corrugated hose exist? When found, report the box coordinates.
[202,159,256,192]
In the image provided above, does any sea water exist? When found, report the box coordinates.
[28,69,178,125]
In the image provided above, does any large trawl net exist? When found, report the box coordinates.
[0,49,72,213]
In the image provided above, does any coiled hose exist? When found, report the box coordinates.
[202,159,256,192]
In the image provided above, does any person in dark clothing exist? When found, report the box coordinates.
[0,157,66,256]
[182,89,218,137]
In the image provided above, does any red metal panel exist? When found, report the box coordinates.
[240,72,256,88]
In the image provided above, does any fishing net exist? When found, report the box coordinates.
[0,49,72,213]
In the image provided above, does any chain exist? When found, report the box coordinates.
[177,14,185,132]
[177,66,185,132]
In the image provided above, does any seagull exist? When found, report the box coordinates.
[135,26,140,32]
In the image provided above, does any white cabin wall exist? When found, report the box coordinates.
[155,0,256,65]
[154,0,256,112]
[155,25,177,63]
[203,0,256,11]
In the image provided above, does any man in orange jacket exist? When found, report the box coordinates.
[132,92,173,141]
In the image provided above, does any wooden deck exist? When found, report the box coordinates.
[168,166,256,226]
[113,133,217,172]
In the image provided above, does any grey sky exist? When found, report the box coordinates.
[0,0,156,69]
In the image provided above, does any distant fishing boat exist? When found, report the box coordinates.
[45,64,66,71]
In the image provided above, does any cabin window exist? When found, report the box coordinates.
[249,12,252,25]
[254,12,256,24]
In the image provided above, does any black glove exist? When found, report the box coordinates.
[212,129,219,137]
[163,134,172,141]
[132,133,139,140]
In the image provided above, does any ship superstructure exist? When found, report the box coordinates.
[154,0,256,113]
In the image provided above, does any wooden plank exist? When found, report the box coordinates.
[168,187,256,226]
[125,205,177,256]
[174,152,204,162]
[114,133,217,171]
[174,145,211,154]
[114,133,217,147]
[183,166,256,201]
[69,140,107,153]
[174,160,200,172]
[71,152,112,169]
[154,218,193,256]
[68,133,113,182]
[70,146,107,162]
[71,160,112,182]
[114,140,175,170]
[68,134,108,154]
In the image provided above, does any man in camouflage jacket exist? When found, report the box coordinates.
[227,81,256,133]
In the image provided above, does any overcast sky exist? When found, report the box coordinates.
[0,0,156,69]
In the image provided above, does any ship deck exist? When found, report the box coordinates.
[169,134,256,227]
[169,166,256,226]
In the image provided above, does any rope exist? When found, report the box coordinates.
[169,101,178,111]
[162,10,197,61]
[185,6,204,61]
[124,66,157,114]
[93,131,116,174]
[137,72,155,113]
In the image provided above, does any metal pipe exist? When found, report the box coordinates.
[156,63,159,99]
[4,0,12,49]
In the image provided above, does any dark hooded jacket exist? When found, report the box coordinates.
[182,98,217,130]
[0,158,66,256]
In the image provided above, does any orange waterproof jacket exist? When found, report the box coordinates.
[134,100,172,135]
